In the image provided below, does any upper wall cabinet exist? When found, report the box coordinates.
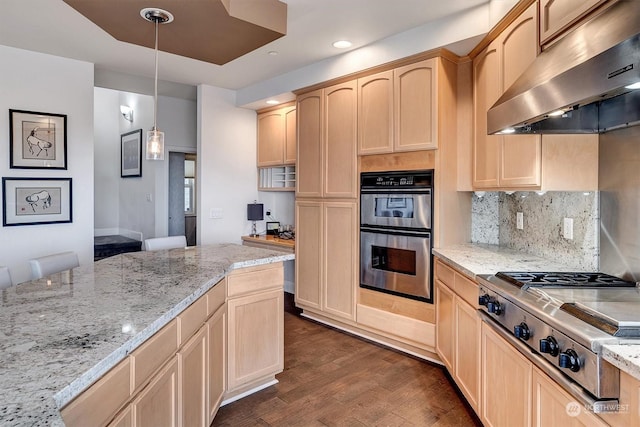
[473,3,542,189]
[358,58,438,155]
[297,82,357,199]
[539,0,611,47]
[257,104,296,167]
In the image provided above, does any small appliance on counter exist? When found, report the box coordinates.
[266,222,280,236]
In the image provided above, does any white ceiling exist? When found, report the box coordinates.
[0,0,497,87]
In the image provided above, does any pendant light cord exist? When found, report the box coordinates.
[153,18,159,131]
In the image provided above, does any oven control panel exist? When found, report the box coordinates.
[478,284,616,399]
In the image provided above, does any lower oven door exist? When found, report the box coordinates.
[360,227,431,302]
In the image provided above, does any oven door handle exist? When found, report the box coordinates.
[478,311,620,414]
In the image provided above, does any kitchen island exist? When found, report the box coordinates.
[0,244,294,426]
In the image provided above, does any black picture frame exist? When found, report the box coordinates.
[121,129,142,178]
[2,177,73,226]
[10,109,68,170]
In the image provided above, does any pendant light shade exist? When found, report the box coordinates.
[141,8,173,161]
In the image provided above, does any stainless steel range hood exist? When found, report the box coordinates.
[487,1,640,135]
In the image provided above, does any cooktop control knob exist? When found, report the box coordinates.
[559,349,581,372]
[478,294,490,306]
[514,322,530,340]
[487,301,503,316]
[539,336,559,356]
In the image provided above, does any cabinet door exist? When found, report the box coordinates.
[358,70,394,155]
[482,322,532,427]
[532,367,608,427]
[178,325,207,427]
[499,2,541,188]
[133,357,178,427]
[473,41,501,189]
[324,81,357,198]
[108,406,132,427]
[284,106,297,165]
[394,58,438,151]
[207,306,226,425]
[227,289,284,390]
[295,200,323,310]
[257,110,284,167]
[323,201,357,321]
[297,89,323,198]
[435,280,455,371]
[539,0,608,46]
[454,298,481,412]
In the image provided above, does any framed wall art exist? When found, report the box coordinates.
[121,129,142,178]
[2,177,72,226]
[9,109,67,169]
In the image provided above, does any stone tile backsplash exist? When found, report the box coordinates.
[471,191,599,270]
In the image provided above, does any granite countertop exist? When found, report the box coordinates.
[0,244,294,426]
[433,243,640,382]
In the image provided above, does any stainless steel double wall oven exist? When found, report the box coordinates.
[360,170,434,302]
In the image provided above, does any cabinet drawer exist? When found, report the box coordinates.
[61,357,131,427]
[435,259,455,287]
[178,296,207,345]
[131,320,178,391]
[455,273,478,308]
[227,263,283,298]
[207,279,226,317]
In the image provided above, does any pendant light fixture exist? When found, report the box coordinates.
[141,8,173,160]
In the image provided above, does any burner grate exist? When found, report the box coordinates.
[496,271,636,289]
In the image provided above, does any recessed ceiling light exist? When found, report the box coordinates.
[625,81,640,90]
[266,100,279,105]
[332,40,352,49]
[268,51,279,56]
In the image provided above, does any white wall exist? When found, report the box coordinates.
[94,90,196,241]
[198,85,260,244]
[0,45,94,284]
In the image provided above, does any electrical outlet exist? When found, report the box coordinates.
[563,218,574,240]
[516,212,523,230]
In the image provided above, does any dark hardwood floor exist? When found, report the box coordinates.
[213,293,480,426]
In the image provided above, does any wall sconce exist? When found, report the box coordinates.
[120,105,134,122]
[247,202,264,237]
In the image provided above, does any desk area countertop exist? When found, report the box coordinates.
[241,235,295,252]
[0,244,294,426]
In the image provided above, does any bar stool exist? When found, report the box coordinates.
[29,251,79,280]
[144,236,187,251]
[0,266,12,289]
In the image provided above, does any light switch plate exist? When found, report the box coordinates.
[210,208,223,219]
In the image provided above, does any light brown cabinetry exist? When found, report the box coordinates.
[178,325,207,427]
[434,259,481,412]
[61,264,284,427]
[295,200,357,322]
[226,264,284,394]
[357,58,438,155]
[539,0,610,47]
[532,366,607,427]
[296,82,357,199]
[257,103,296,167]
[481,321,532,427]
[473,2,540,189]
[132,357,179,427]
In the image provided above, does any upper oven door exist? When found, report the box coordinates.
[360,191,431,230]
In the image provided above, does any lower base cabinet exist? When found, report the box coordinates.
[179,326,208,427]
[207,306,226,424]
[132,357,179,427]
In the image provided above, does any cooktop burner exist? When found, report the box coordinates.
[495,271,637,289]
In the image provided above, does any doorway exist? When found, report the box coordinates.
[168,152,197,246]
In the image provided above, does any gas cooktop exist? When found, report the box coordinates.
[495,271,637,289]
